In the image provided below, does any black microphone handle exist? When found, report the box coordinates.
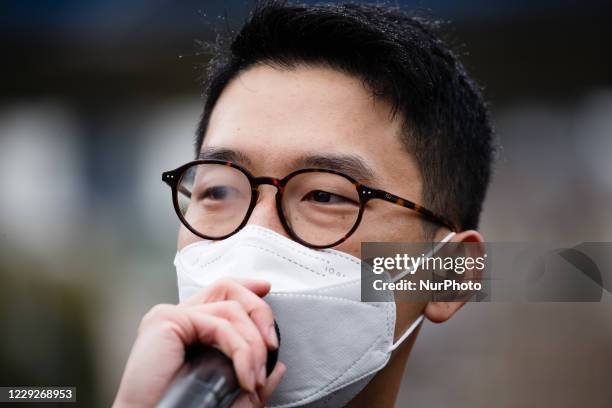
[157,322,280,408]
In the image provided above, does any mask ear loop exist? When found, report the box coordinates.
[387,231,456,352]
[391,232,456,283]
[389,314,425,352]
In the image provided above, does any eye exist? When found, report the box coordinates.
[200,185,241,201]
[303,190,358,205]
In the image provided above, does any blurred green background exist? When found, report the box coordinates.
[1,1,611,407]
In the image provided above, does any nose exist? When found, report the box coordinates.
[246,184,292,239]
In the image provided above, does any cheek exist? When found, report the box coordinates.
[354,202,425,243]
[177,226,203,251]
[394,300,426,338]
[332,203,426,259]
[333,239,362,259]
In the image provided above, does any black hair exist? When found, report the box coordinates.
[195,0,494,231]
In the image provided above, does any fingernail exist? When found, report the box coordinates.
[258,365,267,386]
[268,325,278,349]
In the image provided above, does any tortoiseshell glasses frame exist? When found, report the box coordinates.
[162,159,457,249]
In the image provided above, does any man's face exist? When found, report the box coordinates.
[178,63,429,256]
[178,63,432,338]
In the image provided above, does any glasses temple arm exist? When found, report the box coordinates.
[369,188,457,232]
[177,184,192,199]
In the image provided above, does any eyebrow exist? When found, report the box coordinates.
[198,147,253,167]
[293,153,377,185]
[198,147,377,185]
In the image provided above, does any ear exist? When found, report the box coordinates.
[424,229,485,323]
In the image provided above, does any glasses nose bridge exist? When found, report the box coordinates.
[252,176,285,193]
[248,176,290,238]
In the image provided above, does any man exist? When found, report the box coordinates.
[114,1,493,407]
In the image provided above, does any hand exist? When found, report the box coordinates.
[113,278,286,408]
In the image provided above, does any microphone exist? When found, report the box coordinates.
[157,322,280,408]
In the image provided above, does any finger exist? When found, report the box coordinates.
[231,278,271,297]
[182,278,270,306]
[183,279,278,349]
[185,311,256,392]
[247,391,263,407]
[189,301,269,387]
[258,361,286,405]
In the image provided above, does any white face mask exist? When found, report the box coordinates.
[174,225,454,407]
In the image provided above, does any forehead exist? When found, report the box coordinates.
[203,64,419,190]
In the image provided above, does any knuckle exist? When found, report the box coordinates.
[139,304,176,331]
[223,300,245,317]
[241,325,266,357]
[215,317,234,337]
[242,323,265,348]
[254,302,274,321]
[225,299,242,310]
[154,320,182,336]
[142,304,174,323]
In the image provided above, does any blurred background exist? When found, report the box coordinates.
[1,1,611,407]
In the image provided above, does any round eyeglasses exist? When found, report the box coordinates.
[162,160,456,249]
